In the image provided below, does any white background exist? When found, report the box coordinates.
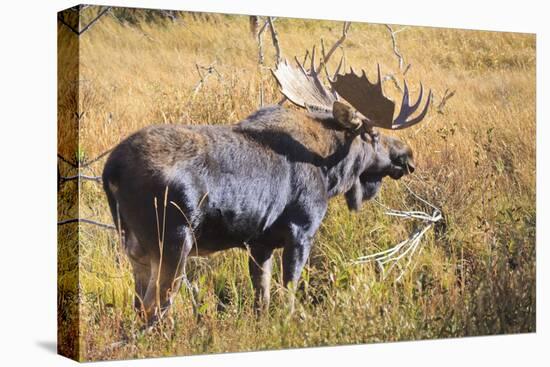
[0,0,546,365]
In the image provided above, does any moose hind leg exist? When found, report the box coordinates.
[281,202,326,315]
[141,227,193,325]
[282,231,313,315]
[131,260,151,314]
[123,231,151,313]
[248,246,274,315]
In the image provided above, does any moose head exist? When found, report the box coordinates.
[272,50,430,211]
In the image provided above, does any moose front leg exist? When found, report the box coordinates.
[248,246,274,315]
[282,235,313,315]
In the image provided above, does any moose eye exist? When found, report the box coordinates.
[394,156,407,166]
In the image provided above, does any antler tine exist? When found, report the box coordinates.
[398,80,411,116]
[397,80,424,118]
[294,55,308,75]
[302,49,310,67]
[392,87,432,130]
[272,53,337,110]
[330,64,432,130]
[376,64,383,93]
[329,55,344,83]
[310,45,317,73]
[408,82,424,114]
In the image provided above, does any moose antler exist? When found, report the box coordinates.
[272,24,431,131]
[330,66,432,130]
[271,47,337,112]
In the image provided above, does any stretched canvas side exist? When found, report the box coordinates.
[57,6,81,362]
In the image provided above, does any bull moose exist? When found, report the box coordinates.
[102,54,431,323]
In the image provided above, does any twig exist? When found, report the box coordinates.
[256,18,270,107]
[58,6,111,36]
[403,63,412,76]
[57,148,113,169]
[81,148,113,168]
[60,174,102,183]
[57,154,78,168]
[256,18,270,65]
[320,22,351,70]
[385,24,405,71]
[382,25,412,93]
[267,17,282,64]
[58,218,117,230]
[192,62,222,96]
[382,74,404,93]
[436,88,456,114]
[57,13,80,35]
[80,7,111,35]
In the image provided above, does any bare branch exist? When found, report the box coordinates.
[321,22,351,68]
[382,74,404,93]
[57,13,80,35]
[436,88,456,114]
[385,24,405,71]
[255,17,273,108]
[403,63,412,76]
[58,218,117,230]
[58,6,111,36]
[58,147,113,174]
[256,18,270,65]
[267,17,282,64]
[81,148,113,168]
[192,62,222,96]
[57,154,78,168]
[393,26,410,34]
[60,174,102,183]
[80,7,111,35]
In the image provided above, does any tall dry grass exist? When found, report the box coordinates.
[58,8,535,361]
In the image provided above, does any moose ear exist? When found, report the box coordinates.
[333,101,361,130]
[344,179,363,211]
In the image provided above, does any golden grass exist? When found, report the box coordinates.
[58,8,535,361]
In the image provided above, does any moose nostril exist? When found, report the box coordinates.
[407,162,415,174]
